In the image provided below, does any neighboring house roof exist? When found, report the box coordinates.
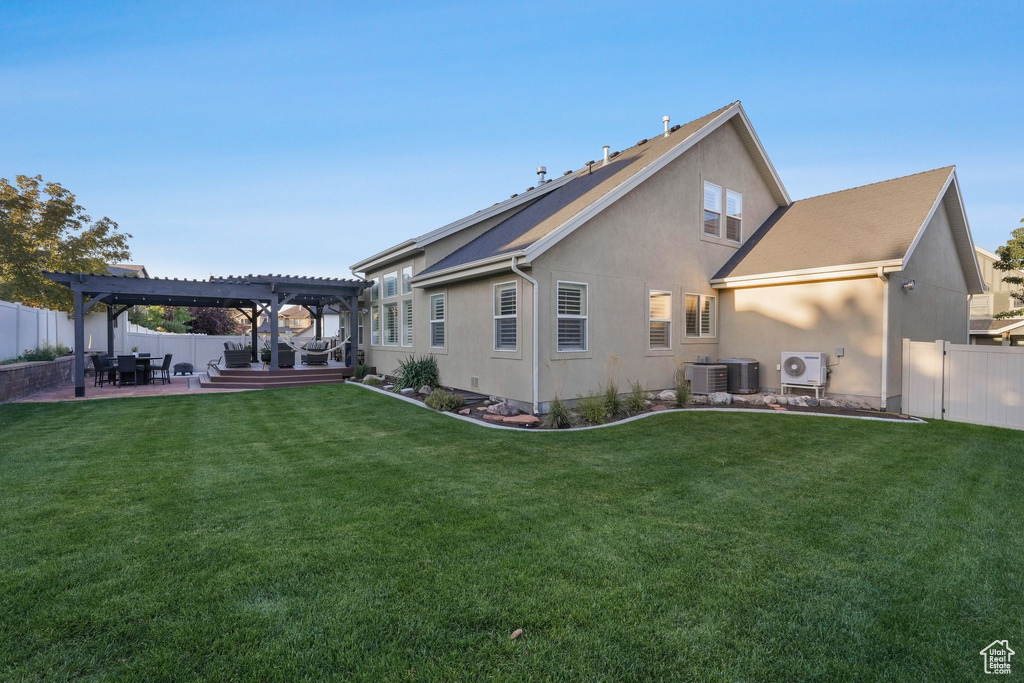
[357,101,790,280]
[107,263,149,278]
[713,166,985,293]
[280,305,311,318]
[969,317,1024,335]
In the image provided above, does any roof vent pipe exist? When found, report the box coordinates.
[663,115,671,137]
[602,145,610,165]
[536,166,547,183]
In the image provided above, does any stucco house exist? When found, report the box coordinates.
[350,102,984,413]
[969,245,1024,346]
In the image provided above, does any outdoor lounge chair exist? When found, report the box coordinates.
[222,342,252,368]
[151,354,173,385]
[301,340,330,365]
[117,355,140,386]
[277,343,296,368]
[91,354,117,387]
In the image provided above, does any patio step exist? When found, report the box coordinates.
[199,376,348,390]
[215,366,371,379]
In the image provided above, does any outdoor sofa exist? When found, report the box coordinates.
[222,342,252,368]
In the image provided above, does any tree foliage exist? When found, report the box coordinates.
[129,306,193,333]
[993,219,1024,319]
[186,307,244,336]
[0,175,132,310]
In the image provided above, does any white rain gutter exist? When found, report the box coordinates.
[510,257,539,415]
[878,267,889,412]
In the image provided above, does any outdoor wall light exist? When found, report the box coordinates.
[902,279,916,291]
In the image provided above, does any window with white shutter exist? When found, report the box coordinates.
[703,182,722,237]
[701,296,716,337]
[726,190,742,242]
[402,299,413,347]
[685,294,716,338]
[401,266,413,294]
[383,271,398,299]
[429,293,445,348]
[493,282,517,351]
[556,282,587,351]
[383,302,399,345]
[648,290,671,349]
[371,305,381,346]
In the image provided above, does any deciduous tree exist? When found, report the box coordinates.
[993,218,1024,319]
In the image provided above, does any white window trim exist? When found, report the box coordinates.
[383,301,399,347]
[401,266,413,295]
[401,299,413,347]
[703,181,722,238]
[556,280,588,353]
[684,293,717,339]
[370,304,381,346]
[492,281,518,352]
[725,189,742,243]
[429,292,446,349]
[383,271,398,299]
[648,289,672,350]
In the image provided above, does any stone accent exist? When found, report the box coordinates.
[486,401,519,417]
[0,356,75,404]
[691,395,708,404]
[399,387,415,395]
[651,404,668,411]
[418,385,432,396]
[482,413,505,422]
[458,408,471,415]
[709,392,732,405]
[503,414,539,426]
[657,389,676,401]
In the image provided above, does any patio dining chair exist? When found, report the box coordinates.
[117,355,140,386]
[91,354,117,387]
[151,354,173,385]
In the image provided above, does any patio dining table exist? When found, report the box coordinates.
[115,356,159,385]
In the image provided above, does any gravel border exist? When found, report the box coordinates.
[347,382,927,431]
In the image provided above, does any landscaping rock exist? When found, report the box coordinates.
[399,387,415,396]
[763,394,779,405]
[475,406,488,411]
[418,385,432,396]
[503,414,539,426]
[651,404,668,411]
[709,392,732,405]
[691,395,708,404]
[482,414,506,423]
[458,408,471,415]
[383,384,394,391]
[788,396,808,407]
[486,401,519,417]
[807,398,819,407]
[657,389,676,402]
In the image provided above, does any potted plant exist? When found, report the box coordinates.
[131,346,139,357]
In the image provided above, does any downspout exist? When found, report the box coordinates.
[878,267,889,412]
[510,257,539,415]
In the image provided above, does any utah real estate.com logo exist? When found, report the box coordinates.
[980,640,1014,675]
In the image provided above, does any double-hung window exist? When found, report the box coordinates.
[383,302,399,346]
[494,282,517,351]
[383,271,398,299]
[726,190,742,242]
[371,305,381,345]
[703,181,722,237]
[557,282,588,351]
[429,293,446,348]
[370,277,379,302]
[648,290,672,350]
[685,294,716,338]
[402,299,413,347]
[401,266,413,294]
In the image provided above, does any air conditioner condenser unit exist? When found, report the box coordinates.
[685,364,729,395]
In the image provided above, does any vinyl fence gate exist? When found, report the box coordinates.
[902,338,1024,430]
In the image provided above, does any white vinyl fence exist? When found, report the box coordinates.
[0,299,107,360]
[122,324,248,370]
[902,338,1024,430]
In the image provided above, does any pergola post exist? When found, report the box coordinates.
[73,289,86,398]
[270,295,280,370]
[106,306,115,357]
[345,296,359,368]
[250,306,258,362]
[315,305,323,340]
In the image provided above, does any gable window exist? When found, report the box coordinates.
[557,282,588,351]
[494,282,517,351]
[370,277,379,302]
[726,190,742,242]
[703,181,722,237]
[383,271,398,299]
[648,290,672,349]
[402,299,413,346]
[685,294,716,338]
[430,293,446,348]
[383,302,399,346]
[401,266,413,294]
[371,305,381,346]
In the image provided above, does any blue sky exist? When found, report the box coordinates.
[3,1,1022,279]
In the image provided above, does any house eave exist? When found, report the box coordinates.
[350,240,419,274]
[410,253,524,288]
[711,260,905,289]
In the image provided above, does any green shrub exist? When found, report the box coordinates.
[353,364,371,380]
[362,376,383,388]
[424,388,465,412]
[394,354,440,390]
[577,391,608,425]
[676,377,691,407]
[625,380,647,412]
[544,395,574,429]
[604,381,623,418]
[22,343,70,362]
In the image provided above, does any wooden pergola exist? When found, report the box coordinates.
[44,272,370,397]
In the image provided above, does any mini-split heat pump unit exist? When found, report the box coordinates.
[686,364,729,395]
[780,352,827,387]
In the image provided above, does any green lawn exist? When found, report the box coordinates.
[1,386,1021,681]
